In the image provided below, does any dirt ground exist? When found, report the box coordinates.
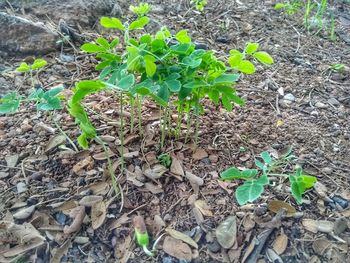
[1,0,350,262]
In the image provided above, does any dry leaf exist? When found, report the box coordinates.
[192,148,208,160]
[185,172,203,195]
[272,231,288,255]
[144,182,163,194]
[268,200,296,217]
[170,156,184,176]
[73,157,93,173]
[144,164,167,180]
[312,238,332,256]
[51,239,71,263]
[92,149,116,160]
[109,213,130,231]
[91,201,107,230]
[165,228,198,248]
[194,200,213,217]
[13,205,36,220]
[216,216,237,249]
[45,135,66,153]
[163,236,192,261]
[54,200,78,212]
[79,195,103,207]
[192,207,204,225]
[123,151,139,159]
[88,181,110,195]
[302,219,318,233]
[63,206,85,234]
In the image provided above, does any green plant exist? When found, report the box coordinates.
[70,3,273,153]
[133,216,154,256]
[157,153,172,168]
[191,0,208,12]
[129,2,151,17]
[16,58,47,88]
[275,1,303,15]
[220,148,317,205]
[329,63,345,72]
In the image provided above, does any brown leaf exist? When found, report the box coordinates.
[13,205,36,220]
[272,231,288,255]
[63,206,85,234]
[268,200,296,217]
[144,164,167,180]
[312,238,332,256]
[73,157,93,174]
[192,148,208,160]
[185,172,203,195]
[51,239,71,263]
[79,195,103,207]
[123,151,139,159]
[194,200,213,217]
[163,236,192,261]
[45,135,66,153]
[166,228,198,248]
[91,201,107,230]
[54,200,79,212]
[144,182,164,194]
[170,156,184,177]
[108,213,130,231]
[92,149,116,160]
[216,216,237,249]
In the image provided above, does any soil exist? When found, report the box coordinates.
[1,1,350,263]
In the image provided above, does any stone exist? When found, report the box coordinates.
[0,12,58,56]
[315,101,328,109]
[283,93,296,102]
[327,98,340,106]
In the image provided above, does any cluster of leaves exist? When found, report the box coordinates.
[275,0,333,39]
[191,0,208,12]
[69,3,274,149]
[220,148,317,205]
[0,59,63,114]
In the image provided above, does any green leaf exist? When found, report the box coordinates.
[255,159,264,170]
[236,60,256,74]
[16,62,30,72]
[245,42,259,55]
[144,55,157,77]
[28,89,44,100]
[157,85,170,102]
[229,94,245,106]
[140,34,152,44]
[183,80,208,89]
[100,17,125,30]
[213,74,240,85]
[220,167,258,181]
[151,39,166,52]
[44,86,64,98]
[175,30,191,43]
[182,56,202,68]
[170,43,193,55]
[222,96,232,111]
[253,51,274,65]
[118,74,135,90]
[289,174,317,204]
[164,79,181,92]
[235,179,265,205]
[228,54,243,68]
[81,43,106,53]
[31,59,47,70]
[0,92,21,114]
[96,37,110,49]
[261,151,272,165]
[110,37,120,48]
[129,16,150,30]
[274,3,286,10]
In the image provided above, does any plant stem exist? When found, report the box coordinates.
[160,106,168,150]
[176,102,183,139]
[130,95,135,133]
[119,93,125,171]
[194,90,201,147]
[137,95,143,137]
[185,111,192,144]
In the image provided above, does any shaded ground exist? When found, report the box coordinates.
[1,1,350,263]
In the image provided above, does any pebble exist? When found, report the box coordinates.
[207,240,221,253]
[321,167,332,175]
[284,93,296,102]
[162,256,174,263]
[315,101,328,109]
[310,110,319,116]
[215,36,229,43]
[328,98,340,106]
[332,195,348,209]
[16,182,28,193]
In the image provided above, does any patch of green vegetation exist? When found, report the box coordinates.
[191,0,208,12]
[220,148,317,205]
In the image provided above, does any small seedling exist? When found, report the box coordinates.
[275,1,303,15]
[129,2,151,17]
[16,58,48,89]
[329,63,345,72]
[157,153,172,168]
[191,0,208,12]
[220,148,317,205]
[133,215,154,256]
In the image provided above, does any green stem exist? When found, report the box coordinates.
[130,95,135,133]
[160,106,168,150]
[176,103,183,139]
[119,93,125,171]
[185,111,192,144]
[51,112,79,152]
[194,90,201,147]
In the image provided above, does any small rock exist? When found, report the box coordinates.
[310,110,319,116]
[16,182,28,194]
[332,195,348,209]
[59,53,75,63]
[209,154,218,163]
[215,36,229,43]
[315,101,328,109]
[321,167,332,175]
[284,93,296,102]
[207,240,221,253]
[328,98,340,106]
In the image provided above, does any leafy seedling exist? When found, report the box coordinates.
[329,63,345,72]
[129,2,151,17]
[16,58,48,89]
[191,0,208,12]
[157,153,172,168]
[133,215,154,257]
[220,148,317,205]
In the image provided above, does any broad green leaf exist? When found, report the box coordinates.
[0,92,21,113]
[110,37,120,48]
[118,74,135,90]
[151,39,166,52]
[245,42,259,55]
[31,59,47,70]
[29,89,44,100]
[96,60,112,71]
[183,80,208,89]
[274,3,285,10]
[253,51,274,65]
[175,30,191,43]
[135,87,150,96]
[96,37,110,49]
[235,180,265,205]
[208,90,220,104]
[168,73,181,80]
[228,54,243,68]
[220,167,257,181]
[77,134,89,150]
[164,79,181,92]
[236,60,256,74]
[129,16,150,30]
[254,159,265,170]
[16,62,30,72]
[182,56,202,68]
[300,175,317,189]
[289,174,316,204]
[140,34,152,44]
[37,98,61,111]
[44,86,64,98]
[230,94,245,106]
[213,74,240,85]
[261,151,272,165]
[170,43,193,55]
[100,17,125,30]
[157,85,170,102]
[81,43,106,53]
[144,55,157,77]
[155,27,171,40]
[229,49,242,56]
[222,96,232,111]
[70,80,106,104]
